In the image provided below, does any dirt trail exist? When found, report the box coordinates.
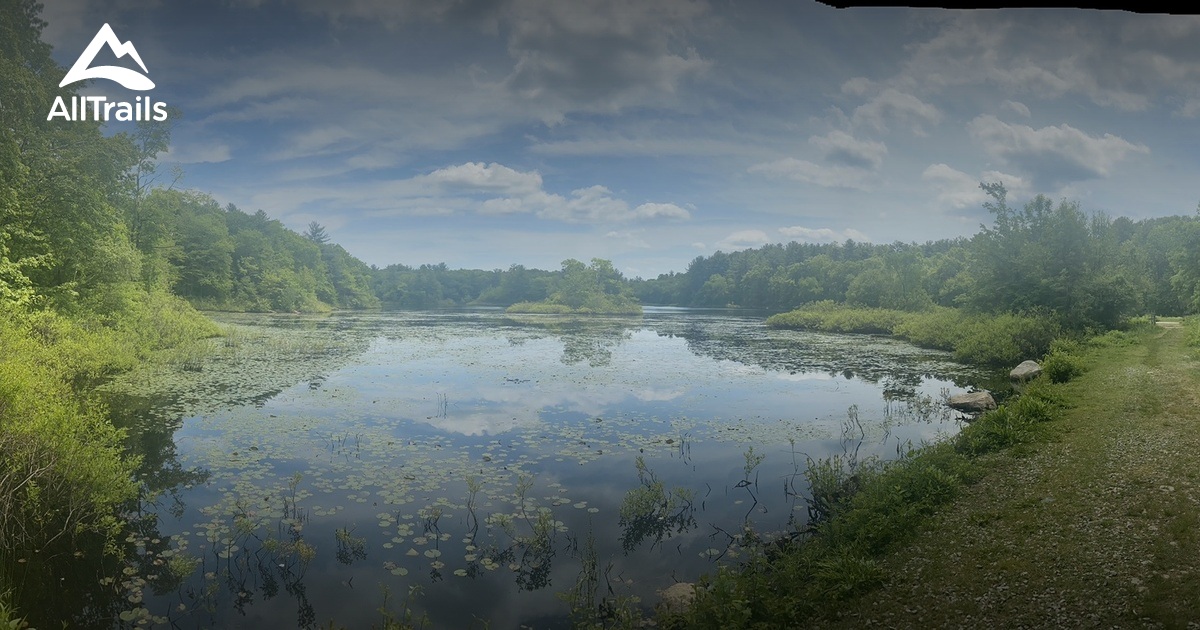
[820,327,1200,628]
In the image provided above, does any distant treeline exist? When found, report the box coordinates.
[632,184,1200,330]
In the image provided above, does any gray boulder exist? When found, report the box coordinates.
[1010,360,1042,381]
[948,391,997,413]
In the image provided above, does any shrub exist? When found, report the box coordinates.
[956,406,1030,456]
[1009,393,1056,423]
[1042,352,1086,383]
[1185,317,1200,347]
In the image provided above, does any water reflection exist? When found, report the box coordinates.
[71,309,993,629]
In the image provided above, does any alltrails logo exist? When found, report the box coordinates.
[47,23,169,122]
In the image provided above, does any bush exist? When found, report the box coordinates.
[956,406,1030,456]
[0,310,139,582]
[1184,317,1200,347]
[1009,393,1056,423]
[1042,352,1086,383]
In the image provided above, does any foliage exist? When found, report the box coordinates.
[0,308,140,589]
[1041,351,1087,383]
[635,183,1194,334]
[1185,317,1200,348]
[137,189,380,312]
[506,259,643,315]
[767,303,1060,366]
[0,590,28,630]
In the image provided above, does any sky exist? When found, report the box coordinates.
[39,0,1200,278]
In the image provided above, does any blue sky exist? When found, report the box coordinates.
[41,1,1200,278]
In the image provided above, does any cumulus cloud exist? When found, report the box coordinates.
[851,88,941,135]
[418,162,691,223]
[747,130,886,191]
[716,230,769,251]
[777,226,870,243]
[421,161,543,194]
[922,163,1029,210]
[966,115,1149,188]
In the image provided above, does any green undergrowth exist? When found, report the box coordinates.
[1185,316,1200,347]
[767,302,1064,366]
[0,289,220,613]
[661,338,1109,629]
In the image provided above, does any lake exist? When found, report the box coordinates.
[58,308,991,628]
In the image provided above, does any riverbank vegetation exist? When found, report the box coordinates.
[661,323,1170,628]
[6,0,1200,623]
[636,185,1200,333]
[765,302,1062,366]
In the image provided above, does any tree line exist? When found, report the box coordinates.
[631,185,1200,331]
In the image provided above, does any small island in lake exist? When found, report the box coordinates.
[506,258,644,315]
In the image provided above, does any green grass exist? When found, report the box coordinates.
[767,303,1061,366]
[797,324,1200,627]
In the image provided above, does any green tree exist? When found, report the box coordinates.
[305,221,330,244]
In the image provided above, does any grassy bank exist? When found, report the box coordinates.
[663,320,1194,628]
[766,302,1065,366]
[0,291,219,619]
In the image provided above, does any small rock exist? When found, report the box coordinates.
[1010,360,1043,381]
[948,391,997,413]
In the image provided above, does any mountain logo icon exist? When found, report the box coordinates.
[59,23,155,91]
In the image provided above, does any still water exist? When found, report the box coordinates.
[72,308,989,628]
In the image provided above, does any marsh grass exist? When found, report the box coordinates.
[767,303,1061,366]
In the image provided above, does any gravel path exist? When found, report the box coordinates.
[818,327,1200,629]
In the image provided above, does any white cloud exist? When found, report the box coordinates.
[778,226,870,243]
[716,229,769,251]
[967,115,1150,188]
[1001,100,1031,117]
[852,88,941,135]
[634,202,691,220]
[343,163,693,224]
[422,162,544,194]
[922,163,1029,209]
